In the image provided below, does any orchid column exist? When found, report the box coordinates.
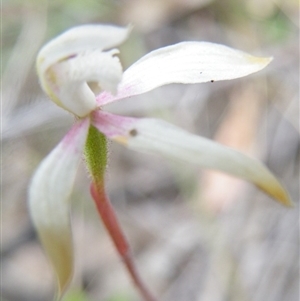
[29,24,291,301]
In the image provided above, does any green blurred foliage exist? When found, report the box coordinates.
[262,11,291,43]
[210,0,296,44]
[61,289,132,301]
[61,289,91,301]
[106,292,133,301]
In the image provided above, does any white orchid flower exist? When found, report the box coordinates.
[29,24,291,300]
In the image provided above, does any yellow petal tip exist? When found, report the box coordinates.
[247,55,273,68]
[258,182,293,207]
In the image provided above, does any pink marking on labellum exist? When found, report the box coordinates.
[96,85,133,106]
[61,117,90,150]
[91,110,135,139]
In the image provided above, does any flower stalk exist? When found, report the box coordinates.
[85,124,158,301]
[90,182,158,301]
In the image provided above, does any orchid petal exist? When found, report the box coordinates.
[47,49,123,117]
[92,111,291,206]
[37,24,130,75]
[97,42,272,105]
[58,49,123,93]
[37,24,130,118]
[28,118,89,296]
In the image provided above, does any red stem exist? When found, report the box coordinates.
[90,182,159,301]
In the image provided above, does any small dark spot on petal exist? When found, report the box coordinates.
[68,54,77,59]
[129,129,138,136]
[210,80,214,83]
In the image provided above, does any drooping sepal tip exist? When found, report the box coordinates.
[258,181,293,207]
[28,119,90,298]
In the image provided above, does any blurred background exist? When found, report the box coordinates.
[2,0,299,301]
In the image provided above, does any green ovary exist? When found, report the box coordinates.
[84,125,107,184]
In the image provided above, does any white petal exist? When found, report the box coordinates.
[97,42,272,105]
[37,24,130,118]
[28,118,89,295]
[48,50,123,117]
[92,111,291,206]
[37,24,130,75]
